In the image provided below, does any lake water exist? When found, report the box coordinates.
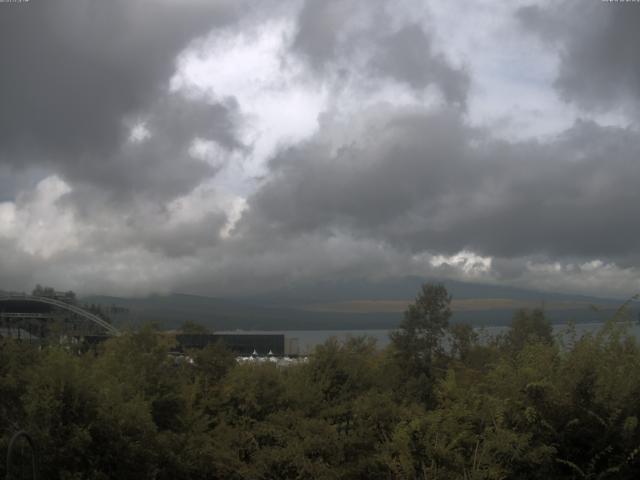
[220,322,640,355]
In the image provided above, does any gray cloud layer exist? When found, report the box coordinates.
[64,94,242,208]
[371,24,469,105]
[293,0,469,106]
[0,0,246,209]
[1,0,639,298]
[241,106,640,264]
[519,1,640,113]
[0,0,239,159]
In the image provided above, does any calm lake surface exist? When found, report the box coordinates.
[220,322,640,355]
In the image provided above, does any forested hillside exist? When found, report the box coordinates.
[2,286,640,478]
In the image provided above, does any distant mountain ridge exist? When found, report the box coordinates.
[247,276,624,304]
[81,277,635,331]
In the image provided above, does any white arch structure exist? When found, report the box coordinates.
[0,294,120,336]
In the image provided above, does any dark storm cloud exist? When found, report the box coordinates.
[371,24,469,106]
[139,212,227,258]
[0,0,240,161]
[0,0,248,210]
[518,1,640,112]
[61,93,243,207]
[0,165,49,202]
[242,108,471,236]
[292,0,353,68]
[292,0,468,105]
[240,106,640,263]
[0,238,39,290]
[3,0,639,298]
[84,207,228,258]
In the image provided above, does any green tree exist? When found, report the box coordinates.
[180,320,211,334]
[389,283,452,404]
[504,308,553,352]
[392,284,452,352]
[449,322,478,362]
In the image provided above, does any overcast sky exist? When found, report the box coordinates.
[1,0,639,298]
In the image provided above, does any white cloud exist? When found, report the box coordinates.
[128,121,151,143]
[0,176,79,258]
[172,18,326,182]
[431,250,493,275]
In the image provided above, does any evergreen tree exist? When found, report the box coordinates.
[390,283,452,405]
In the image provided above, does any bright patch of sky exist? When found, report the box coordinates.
[172,19,327,191]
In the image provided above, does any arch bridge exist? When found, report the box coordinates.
[0,293,120,337]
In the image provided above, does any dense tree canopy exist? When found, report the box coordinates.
[1,284,640,479]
